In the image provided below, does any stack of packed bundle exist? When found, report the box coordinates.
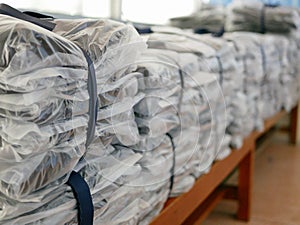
[227,32,282,120]
[170,3,225,33]
[259,34,282,119]
[277,34,300,111]
[226,0,300,34]
[144,26,247,149]
[54,19,171,224]
[132,47,223,197]
[0,12,170,225]
[143,26,235,161]
[188,32,246,149]
[0,14,90,224]
[224,32,265,132]
[54,19,147,148]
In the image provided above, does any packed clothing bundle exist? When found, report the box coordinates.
[224,32,265,132]
[144,27,230,155]
[0,11,167,225]
[132,47,224,196]
[54,19,147,147]
[0,14,90,222]
[275,34,300,111]
[226,0,300,33]
[143,26,246,149]
[170,4,225,33]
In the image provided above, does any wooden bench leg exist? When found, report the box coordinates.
[290,104,299,145]
[237,147,254,221]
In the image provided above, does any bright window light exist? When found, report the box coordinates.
[0,0,110,18]
[122,0,196,24]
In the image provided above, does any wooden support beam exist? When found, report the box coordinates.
[237,148,254,221]
[150,138,252,225]
[182,185,239,225]
[290,104,299,145]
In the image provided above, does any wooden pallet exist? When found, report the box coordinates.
[150,106,298,225]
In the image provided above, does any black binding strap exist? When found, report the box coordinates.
[260,5,266,34]
[0,3,55,31]
[259,45,267,81]
[82,51,98,148]
[67,171,94,225]
[166,133,176,195]
[216,55,223,87]
[260,4,280,34]
[177,68,185,113]
[22,11,54,20]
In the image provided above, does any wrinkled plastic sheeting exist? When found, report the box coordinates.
[0,14,89,202]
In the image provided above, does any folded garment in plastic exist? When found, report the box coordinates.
[226,0,300,33]
[0,14,89,201]
[170,4,225,33]
[53,18,148,147]
[133,42,228,197]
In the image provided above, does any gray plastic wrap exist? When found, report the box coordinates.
[53,18,147,146]
[146,27,247,150]
[134,36,227,196]
[0,14,89,206]
[224,32,263,137]
[273,34,300,112]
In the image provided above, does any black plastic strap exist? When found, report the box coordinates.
[216,55,223,86]
[264,2,280,8]
[194,28,211,34]
[211,27,225,38]
[177,68,185,112]
[82,51,98,148]
[166,133,176,196]
[67,171,94,225]
[260,5,266,34]
[0,3,55,31]
[135,26,153,34]
[23,11,54,20]
[259,45,267,81]
[260,3,280,33]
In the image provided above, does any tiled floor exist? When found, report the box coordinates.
[202,130,300,225]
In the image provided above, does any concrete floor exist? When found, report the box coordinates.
[202,130,300,225]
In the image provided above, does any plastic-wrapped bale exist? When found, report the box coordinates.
[0,143,143,224]
[1,124,172,224]
[133,49,182,141]
[137,36,230,195]
[226,0,300,34]
[237,32,282,119]
[170,3,225,33]
[259,34,282,118]
[0,14,91,222]
[277,34,300,111]
[188,33,246,149]
[132,48,198,196]
[55,19,174,224]
[54,20,172,224]
[143,27,230,152]
[145,26,248,150]
[289,31,300,100]
[135,36,227,196]
[53,18,147,147]
[224,32,265,133]
[288,34,300,107]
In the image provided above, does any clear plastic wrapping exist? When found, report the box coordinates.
[0,14,89,203]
